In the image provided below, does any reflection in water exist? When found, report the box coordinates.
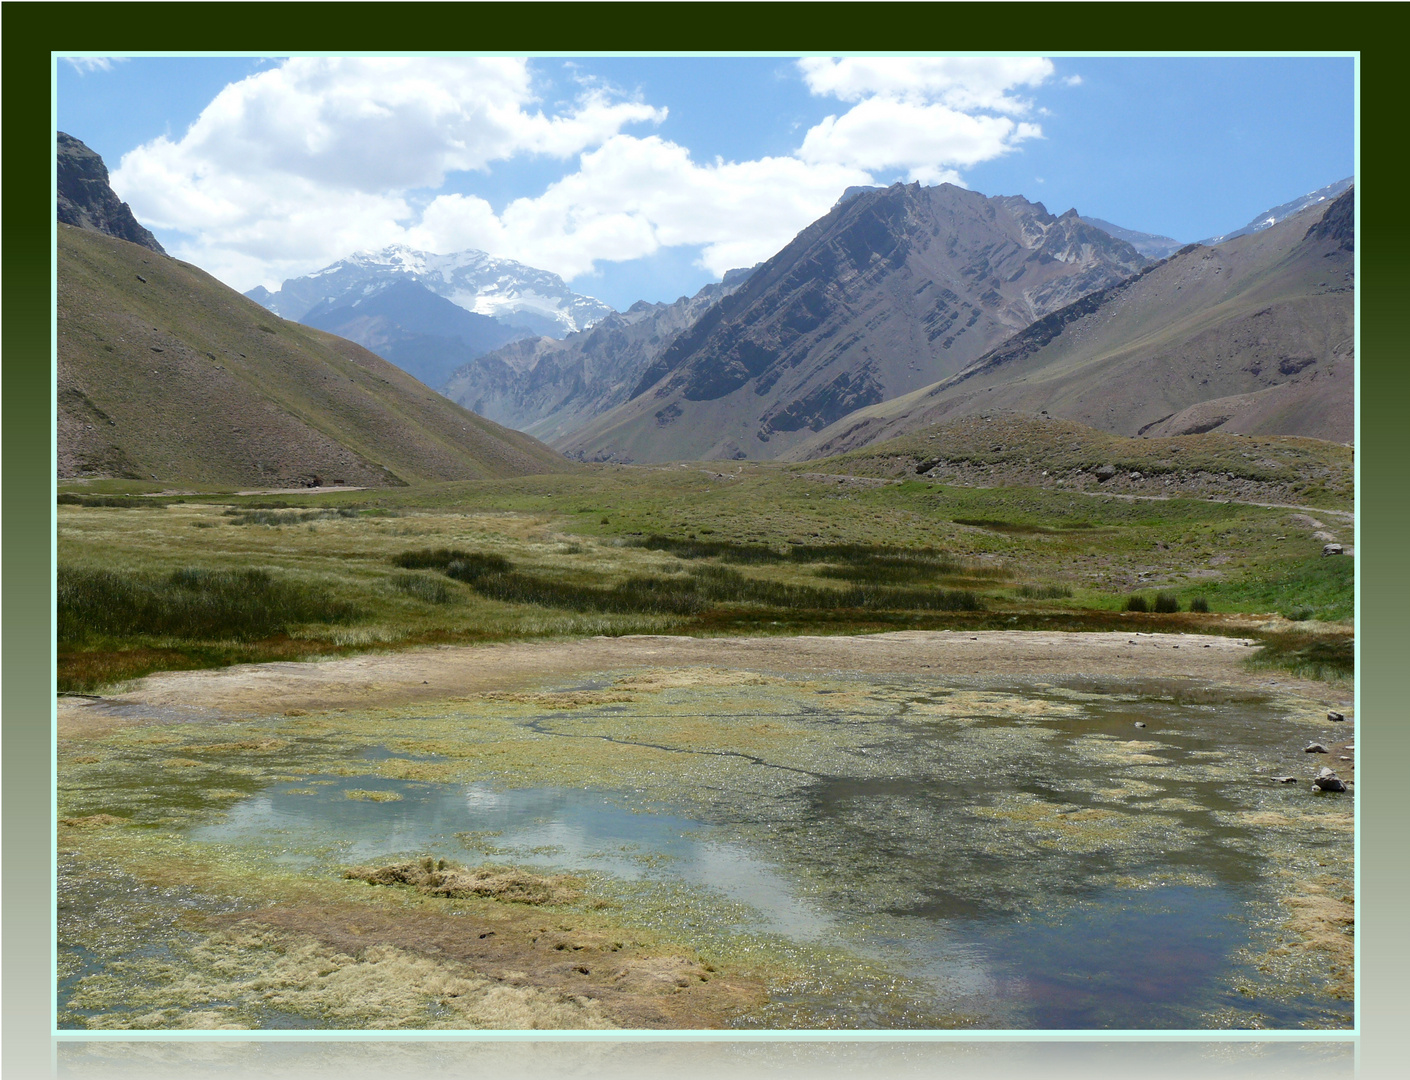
[195,779,833,941]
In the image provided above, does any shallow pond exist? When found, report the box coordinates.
[58,670,1354,1029]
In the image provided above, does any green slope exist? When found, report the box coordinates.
[58,224,574,487]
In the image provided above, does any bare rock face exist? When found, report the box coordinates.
[448,272,755,445]
[57,133,166,255]
[563,182,1148,463]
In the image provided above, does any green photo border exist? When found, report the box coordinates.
[7,4,1399,1075]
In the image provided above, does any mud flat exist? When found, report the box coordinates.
[58,632,1353,1030]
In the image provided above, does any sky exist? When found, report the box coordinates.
[56,54,1355,313]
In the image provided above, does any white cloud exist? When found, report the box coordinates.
[410,135,870,279]
[1062,74,1084,87]
[110,56,1058,295]
[797,97,1040,183]
[64,56,124,75]
[111,57,664,285]
[798,56,1054,113]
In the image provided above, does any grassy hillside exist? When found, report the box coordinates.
[58,225,574,487]
[800,413,1354,512]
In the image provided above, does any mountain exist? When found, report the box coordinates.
[58,224,572,487]
[299,278,535,393]
[57,132,166,255]
[787,188,1354,458]
[442,268,756,444]
[1201,177,1353,246]
[245,245,614,339]
[1079,217,1184,260]
[559,181,1150,463]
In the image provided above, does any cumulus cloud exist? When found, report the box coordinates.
[798,97,1040,184]
[794,57,1049,186]
[110,55,1056,293]
[409,135,869,279]
[112,57,665,285]
[798,56,1054,112]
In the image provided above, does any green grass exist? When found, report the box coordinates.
[57,494,174,509]
[58,567,362,644]
[56,459,1353,690]
[389,573,456,605]
[225,508,360,526]
[1246,630,1354,681]
[404,551,983,617]
[1184,555,1354,623]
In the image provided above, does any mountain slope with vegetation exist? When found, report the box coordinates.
[58,224,573,487]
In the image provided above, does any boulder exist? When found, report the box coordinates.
[1312,767,1347,793]
[1304,742,1329,754]
[1271,775,1298,784]
[1322,543,1343,557]
[1093,464,1117,481]
[1327,711,1345,722]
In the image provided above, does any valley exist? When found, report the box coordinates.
[53,128,1355,1032]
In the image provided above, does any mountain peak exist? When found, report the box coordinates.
[249,246,614,339]
[56,132,166,255]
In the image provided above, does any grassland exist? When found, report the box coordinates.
[57,442,1353,691]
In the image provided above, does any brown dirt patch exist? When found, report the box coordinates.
[345,859,582,906]
[59,814,128,829]
[207,899,765,1029]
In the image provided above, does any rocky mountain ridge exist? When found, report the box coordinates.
[787,188,1354,458]
[444,269,756,444]
[1201,177,1353,246]
[57,132,167,255]
[559,181,1151,463]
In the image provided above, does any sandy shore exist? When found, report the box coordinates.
[61,630,1350,732]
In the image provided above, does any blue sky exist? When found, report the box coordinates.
[57,55,1354,312]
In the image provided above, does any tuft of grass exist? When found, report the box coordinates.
[471,570,707,616]
[225,508,358,526]
[1012,583,1073,600]
[1247,631,1353,681]
[390,573,455,605]
[1188,596,1210,613]
[1124,594,1149,613]
[57,494,171,509]
[58,567,362,644]
[634,535,785,563]
[1152,592,1180,614]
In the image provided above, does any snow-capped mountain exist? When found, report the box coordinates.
[246,245,614,339]
[1201,177,1353,246]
